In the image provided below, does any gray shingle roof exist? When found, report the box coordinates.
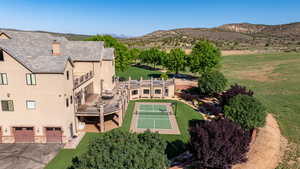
[102,48,115,60]
[0,30,114,73]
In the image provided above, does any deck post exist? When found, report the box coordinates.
[81,90,85,105]
[118,100,123,126]
[100,79,104,97]
[99,105,104,132]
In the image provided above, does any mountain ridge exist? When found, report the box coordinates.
[1,22,300,51]
[122,22,300,51]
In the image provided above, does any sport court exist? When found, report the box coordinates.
[130,102,180,134]
[137,104,171,129]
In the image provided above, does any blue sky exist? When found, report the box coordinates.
[0,0,299,36]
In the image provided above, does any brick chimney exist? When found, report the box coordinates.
[52,40,61,56]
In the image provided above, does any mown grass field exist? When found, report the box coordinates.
[116,65,162,80]
[46,100,202,169]
[221,52,300,169]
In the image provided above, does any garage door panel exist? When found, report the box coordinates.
[46,127,62,143]
[14,127,34,143]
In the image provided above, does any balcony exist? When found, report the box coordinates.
[126,78,175,89]
[74,71,94,89]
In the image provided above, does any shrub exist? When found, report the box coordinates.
[189,119,251,169]
[198,71,228,96]
[224,94,267,130]
[69,130,168,169]
[222,84,254,105]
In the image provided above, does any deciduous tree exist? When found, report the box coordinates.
[190,40,221,73]
[224,94,267,130]
[85,35,130,71]
[198,71,227,96]
[69,130,168,169]
[164,48,187,75]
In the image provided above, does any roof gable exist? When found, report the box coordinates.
[0,32,11,39]
[0,30,113,73]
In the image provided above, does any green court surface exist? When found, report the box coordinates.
[137,104,171,129]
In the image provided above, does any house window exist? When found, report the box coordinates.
[66,98,69,107]
[165,88,169,96]
[1,100,14,111]
[26,73,36,85]
[0,50,4,61]
[132,90,138,95]
[155,89,161,94]
[26,100,36,109]
[0,73,8,85]
[143,89,150,94]
[70,96,73,104]
[66,71,69,80]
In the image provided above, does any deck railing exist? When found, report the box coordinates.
[74,71,94,88]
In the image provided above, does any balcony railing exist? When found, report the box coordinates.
[74,71,94,88]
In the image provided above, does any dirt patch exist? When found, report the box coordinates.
[175,79,198,86]
[279,136,289,162]
[222,50,263,56]
[233,114,281,169]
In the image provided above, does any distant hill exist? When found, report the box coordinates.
[121,22,300,51]
[2,22,300,52]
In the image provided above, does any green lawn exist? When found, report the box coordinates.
[221,52,300,168]
[46,99,203,169]
[116,65,162,80]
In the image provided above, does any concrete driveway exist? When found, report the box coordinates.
[0,143,62,169]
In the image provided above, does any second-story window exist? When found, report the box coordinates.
[0,73,8,85]
[0,50,4,61]
[26,100,36,109]
[26,73,36,85]
[66,71,69,80]
[1,100,14,111]
[70,96,73,104]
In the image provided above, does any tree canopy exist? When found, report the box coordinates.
[69,130,168,169]
[164,48,187,75]
[139,48,166,69]
[189,119,251,169]
[198,71,228,96]
[190,40,221,73]
[129,48,141,64]
[224,94,267,130]
[85,35,130,71]
[221,84,254,106]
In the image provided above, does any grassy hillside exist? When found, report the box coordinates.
[121,22,300,52]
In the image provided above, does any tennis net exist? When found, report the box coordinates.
[135,110,171,116]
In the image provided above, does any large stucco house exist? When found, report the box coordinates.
[0,30,175,144]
